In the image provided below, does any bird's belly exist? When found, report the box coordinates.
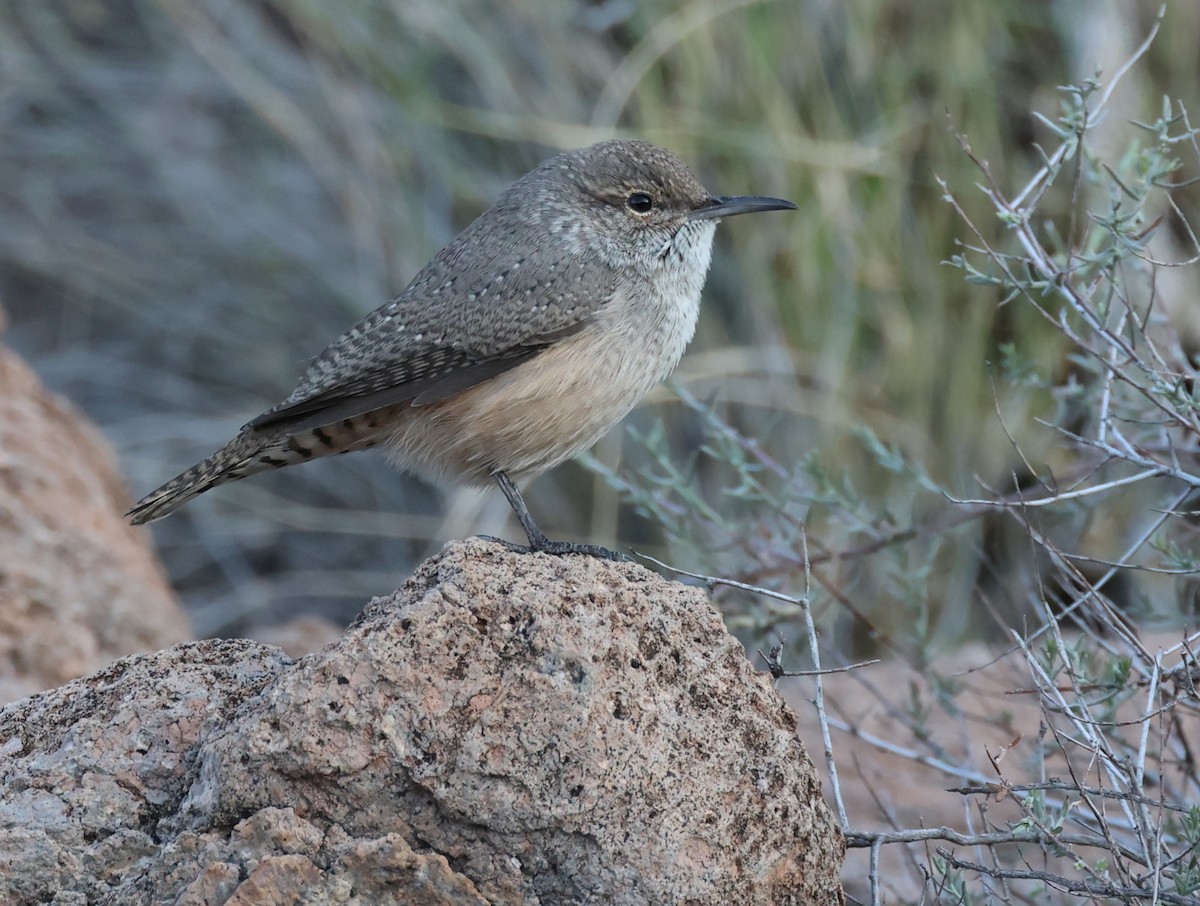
[383,314,692,484]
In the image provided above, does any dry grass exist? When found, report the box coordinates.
[3,0,1192,635]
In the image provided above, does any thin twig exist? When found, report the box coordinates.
[936,847,1194,904]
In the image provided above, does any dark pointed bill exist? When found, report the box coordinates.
[688,195,797,221]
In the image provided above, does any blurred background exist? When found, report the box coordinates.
[2,0,1197,647]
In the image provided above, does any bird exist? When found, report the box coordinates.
[126,140,796,558]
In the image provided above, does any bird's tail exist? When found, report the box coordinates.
[125,433,275,524]
[127,419,387,524]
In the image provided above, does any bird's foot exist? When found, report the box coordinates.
[484,471,631,561]
[531,538,631,561]
[475,534,631,562]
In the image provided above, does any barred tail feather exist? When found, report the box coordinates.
[126,471,222,524]
[126,435,277,525]
[126,420,384,524]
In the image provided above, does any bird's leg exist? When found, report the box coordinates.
[485,470,629,561]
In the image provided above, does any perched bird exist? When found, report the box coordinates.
[127,140,795,557]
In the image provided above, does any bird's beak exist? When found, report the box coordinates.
[688,195,797,221]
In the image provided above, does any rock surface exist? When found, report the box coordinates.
[0,340,189,704]
[0,539,844,905]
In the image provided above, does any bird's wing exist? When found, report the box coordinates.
[248,222,616,434]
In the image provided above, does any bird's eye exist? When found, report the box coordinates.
[626,192,654,214]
